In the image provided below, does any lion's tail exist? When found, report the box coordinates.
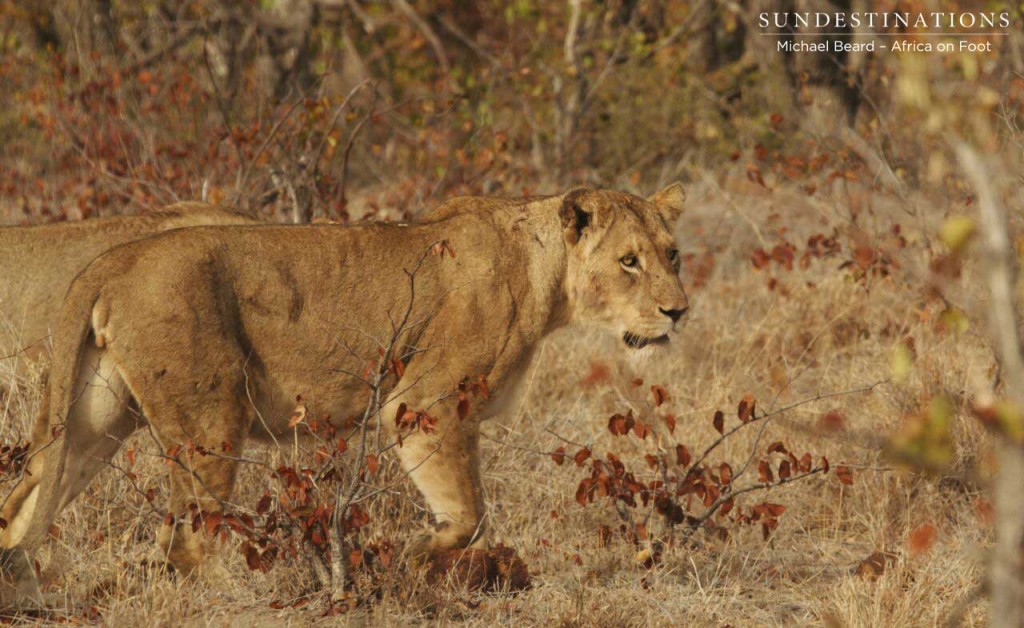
[0,270,103,582]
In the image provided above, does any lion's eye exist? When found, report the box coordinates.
[667,249,680,271]
[620,254,639,269]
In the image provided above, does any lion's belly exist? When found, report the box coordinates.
[244,368,377,440]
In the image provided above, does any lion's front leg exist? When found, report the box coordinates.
[391,406,488,555]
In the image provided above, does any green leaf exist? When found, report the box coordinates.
[939,307,969,336]
[995,401,1024,444]
[940,215,975,252]
[892,344,913,384]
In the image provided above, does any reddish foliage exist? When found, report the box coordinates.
[426,547,531,592]
[908,522,937,555]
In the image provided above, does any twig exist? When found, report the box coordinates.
[326,241,446,602]
[392,0,458,93]
[682,467,827,541]
[437,14,496,65]
[233,95,306,200]
[201,30,244,177]
[640,6,701,62]
[338,88,381,214]
[732,378,891,481]
[310,80,371,174]
[69,24,203,99]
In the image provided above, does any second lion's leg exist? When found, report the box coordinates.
[1,344,137,549]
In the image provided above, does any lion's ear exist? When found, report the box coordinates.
[648,182,686,224]
[559,189,592,245]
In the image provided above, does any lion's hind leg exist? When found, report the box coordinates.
[0,344,136,603]
[143,380,253,581]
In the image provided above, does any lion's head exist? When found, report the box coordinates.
[559,184,689,350]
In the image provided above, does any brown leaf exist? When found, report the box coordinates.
[574,448,591,467]
[205,511,224,535]
[633,420,651,439]
[576,479,593,507]
[664,414,677,434]
[909,522,937,555]
[767,441,788,455]
[751,248,771,270]
[713,410,724,435]
[551,446,566,465]
[799,453,812,473]
[835,465,854,485]
[256,494,272,515]
[719,462,733,485]
[457,397,470,421]
[651,385,669,407]
[365,454,380,475]
[244,543,271,573]
[778,459,791,480]
[431,240,456,258]
[818,410,846,432]
[426,547,531,593]
[758,460,774,483]
[393,402,408,427]
[608,413,634,436]
[738,394,755,422]
[853,551,895,579]
[675,444,691,467]
[288,401,307,428]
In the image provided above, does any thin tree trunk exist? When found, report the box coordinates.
[957,143,1024,627]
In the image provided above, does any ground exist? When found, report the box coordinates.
[0,170,997,626]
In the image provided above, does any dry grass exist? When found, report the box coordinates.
[0,172,1001,626]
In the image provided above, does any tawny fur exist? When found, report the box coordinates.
[0,203,257,362]
[0,186,688,604]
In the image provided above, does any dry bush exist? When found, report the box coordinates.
[0,172,1007,624]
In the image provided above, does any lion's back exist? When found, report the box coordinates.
[0,203,256,356]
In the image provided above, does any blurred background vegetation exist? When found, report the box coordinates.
[0,0,1020,225]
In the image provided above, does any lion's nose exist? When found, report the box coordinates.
[659,306,688,323]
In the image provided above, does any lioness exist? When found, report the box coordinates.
[0,185,688,601]
[0,203,257,364]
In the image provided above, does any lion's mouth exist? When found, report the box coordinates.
[623,332,671,349]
